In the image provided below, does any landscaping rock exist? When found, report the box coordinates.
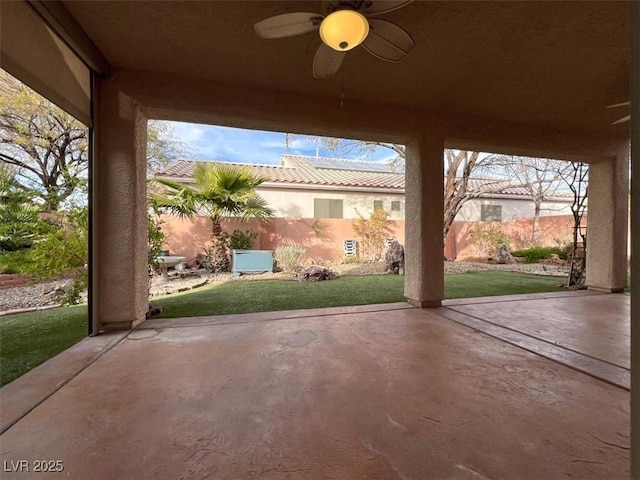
[385,240,405,274]
[298,266,336,282]
[496,244,515,264]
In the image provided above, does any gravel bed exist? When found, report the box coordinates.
[2,261,570,313]
[0,279,72,312]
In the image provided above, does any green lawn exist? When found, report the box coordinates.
[0,271,563,386]
[0,305,87,386]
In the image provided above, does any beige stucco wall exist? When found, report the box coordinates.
[255,186,405,220]
[456,197,573,222]
[257,185,571,223]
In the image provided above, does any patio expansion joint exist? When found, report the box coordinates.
[438,306,630,391]
[140,302,417,330]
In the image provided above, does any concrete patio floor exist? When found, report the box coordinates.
[0,292,630,479]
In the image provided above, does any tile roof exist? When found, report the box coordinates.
[156,156,573,199]
[157,155,405,190]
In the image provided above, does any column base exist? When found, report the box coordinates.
[100,317,146,332]
[587,286,626,294]
[406,298,442,308]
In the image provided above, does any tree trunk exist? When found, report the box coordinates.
[532,200,541,245]
[209,216,230,273]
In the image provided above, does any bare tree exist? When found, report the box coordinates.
[0,69,193,210]
[490,156,573,244]
[442,150,513,243]
[560,162,589,287]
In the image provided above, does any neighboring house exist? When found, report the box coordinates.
[156,155,576,261]
[456,179,574,222]
[157,155,574,221]
[156,155,406,221]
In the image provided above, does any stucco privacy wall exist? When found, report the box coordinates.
[445,215,582,260]
[162,215,577,264]
[160,216,406,262]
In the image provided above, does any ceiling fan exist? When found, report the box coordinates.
[255,0,415,78]
[607,102,630,125]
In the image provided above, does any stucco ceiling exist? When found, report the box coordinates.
[62,1,629,137]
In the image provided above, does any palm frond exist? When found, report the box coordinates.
[152,162,273,224]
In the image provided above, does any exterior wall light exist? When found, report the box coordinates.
[319,10,369,52]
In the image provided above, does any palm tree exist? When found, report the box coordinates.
[151,163,274,272]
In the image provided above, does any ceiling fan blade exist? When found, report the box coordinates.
[611,115,630,125]
[606,102,630,109]
[313,43,346,78]
[362,19,415,62]
[361,0,414,16]
[255,13,323,39]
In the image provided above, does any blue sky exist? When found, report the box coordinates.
[170,121,396,165]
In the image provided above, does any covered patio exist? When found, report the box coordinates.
[0,292,630,478]
[1,0,638,477]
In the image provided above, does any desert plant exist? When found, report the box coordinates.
[470,222,510,258]
[511,246,567,263]
[147,211,166,274]
[342,255,361,264]
[275,246,306,272]
[352,209,392,261]
[229,229,258,251]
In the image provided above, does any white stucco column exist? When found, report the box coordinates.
[404,134,444,307]
[94,77,148,331]
[585,147,629,293]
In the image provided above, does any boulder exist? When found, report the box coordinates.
[385,240,405,275]
[298,266,336,282]
[496,244,515,264]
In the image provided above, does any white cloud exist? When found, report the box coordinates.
[167,122,394,165]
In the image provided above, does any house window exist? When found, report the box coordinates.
[391,201,401,212]
[481,204,502,222]
[373,200,384,211]
[314,199,343,219]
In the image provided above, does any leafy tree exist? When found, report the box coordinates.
[151,163,274,272]
[0,69,193,209]
[27,206,88,304]
[0,164,54,251]
[0,70,87,210]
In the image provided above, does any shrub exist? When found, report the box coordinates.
[342,255,361,264]
[230,229,258,251]
[0,250,35,274]
[352,209,392,261]
[148,213,166,274]
[26,206,88,305]
[470,222,510,258]
[275,246,306,272]
[511,246,568,263]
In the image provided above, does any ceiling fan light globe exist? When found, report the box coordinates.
[319,10,369,52]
